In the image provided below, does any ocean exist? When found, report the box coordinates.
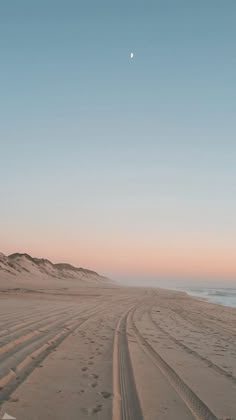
[184,287,236,308]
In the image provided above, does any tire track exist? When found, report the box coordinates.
[172,308,236,345]
[0,301,104,369]
[0,303,78,333]
[0,303,112,403]
[130,308,218,420]
[0,310,84,364]
[112,308,143,420]
[0,301,100,344]
[148,309,236,386]
[0,306,80,342]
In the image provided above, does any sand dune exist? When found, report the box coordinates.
[0,252,110,290]
[0,285,235,419]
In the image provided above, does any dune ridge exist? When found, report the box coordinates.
[0,252,110,289]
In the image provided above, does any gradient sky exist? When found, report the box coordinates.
[1,1,236,285]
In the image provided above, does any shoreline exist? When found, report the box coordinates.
[182,287,236,309]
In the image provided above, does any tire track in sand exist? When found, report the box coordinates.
[148,309,236,386]
[130,308,218,420]
[0,304,112,404]
[112,308,143,420]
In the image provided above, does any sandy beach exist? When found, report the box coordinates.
[0,284,235,420]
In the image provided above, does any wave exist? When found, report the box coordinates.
[184,287,236,308]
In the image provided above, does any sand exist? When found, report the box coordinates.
[0,286,235,420]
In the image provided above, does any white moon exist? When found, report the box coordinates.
[130,52,134,59]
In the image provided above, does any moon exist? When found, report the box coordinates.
[130,52,134,59]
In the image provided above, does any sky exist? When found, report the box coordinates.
[0,1,236,286]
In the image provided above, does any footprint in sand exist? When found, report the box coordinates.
[101,391,112,399]
[81,366,88,372]
[92,404,102,414]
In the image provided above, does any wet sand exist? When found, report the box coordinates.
[0,287,235,419]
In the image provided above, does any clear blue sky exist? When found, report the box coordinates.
[1,1,236,283]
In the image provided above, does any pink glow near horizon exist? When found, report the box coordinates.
[2,233,236,281]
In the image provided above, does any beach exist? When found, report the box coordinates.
[0,285,235,420]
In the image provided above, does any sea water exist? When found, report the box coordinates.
[185,287,236,308]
